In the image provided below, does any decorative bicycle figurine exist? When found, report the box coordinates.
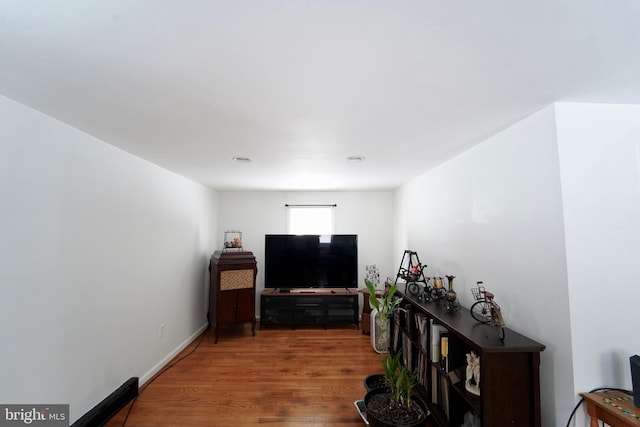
[403,264,436,301]
[407,275,448,303]
[470,282,506,340]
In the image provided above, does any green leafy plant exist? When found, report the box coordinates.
[365,277,416,406]
[364,278,424,425]
[364,278,402,324]
[365,278,402,352]
[381,352,417,408]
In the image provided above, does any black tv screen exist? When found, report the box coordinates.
[264,234,358,289]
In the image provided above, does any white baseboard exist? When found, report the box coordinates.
[139,322,209,386]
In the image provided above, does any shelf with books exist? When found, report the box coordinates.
[392,283,545,427]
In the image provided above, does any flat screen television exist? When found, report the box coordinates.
[264,234,358,289]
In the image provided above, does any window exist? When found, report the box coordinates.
[287,206,335,235]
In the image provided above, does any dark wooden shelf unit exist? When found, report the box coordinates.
[260,289,359,330]
[392,284,545,427]
[208,250,257,343]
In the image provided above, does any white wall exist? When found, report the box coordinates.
[395,105,573,426]
[556,103,640,398]
[217,191,394,313]
[0,95,218,423]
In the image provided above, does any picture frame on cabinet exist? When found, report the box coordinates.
[223,230,243,250]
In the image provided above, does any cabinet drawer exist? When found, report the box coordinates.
[263,308,293,325]
[294,307,325,324]
[294,296,324,306]
[262,296,293,308]
[326,296,356,308]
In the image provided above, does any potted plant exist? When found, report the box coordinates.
[364,352,427,427]
[365,278,402,353]
[364,372,387,392]
[362,278,428,426]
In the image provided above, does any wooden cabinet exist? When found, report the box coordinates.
[392,284,545,427]
[208,251,257,343]
[260,289,359,330]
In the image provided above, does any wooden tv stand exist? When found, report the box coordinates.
[260,288,359,330]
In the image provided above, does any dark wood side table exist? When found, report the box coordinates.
[208,250,257,343]
[580,390,640,427]
[357,287,384,335]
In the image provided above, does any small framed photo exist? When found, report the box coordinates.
[224,230,243,250]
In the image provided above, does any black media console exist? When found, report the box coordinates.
[260,289,359,330]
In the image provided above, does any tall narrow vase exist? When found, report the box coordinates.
[445,275,457,302]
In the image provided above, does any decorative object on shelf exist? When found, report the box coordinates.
[465,351,481,396]
[223,230,243,250]
[395,250,436,302]
[364,352,428,427]
[396,251,428,284]
[470,282,506,340]
[440,275,461,312]
[365,278,402,353]
[366,264,381,289]
[406,264,423,282]
[433,277,443,289]
[384,276,395,292]
[426,276,447,302]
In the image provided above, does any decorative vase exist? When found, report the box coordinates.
[445,275,457,302]
[443,275,461,312]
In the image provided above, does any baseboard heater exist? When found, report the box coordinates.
[71,377,138,427]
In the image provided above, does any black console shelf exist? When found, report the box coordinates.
[260,289,359,330]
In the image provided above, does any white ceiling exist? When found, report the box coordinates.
[1,1,640,191]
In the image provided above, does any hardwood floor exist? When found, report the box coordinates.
[106,323,386,426]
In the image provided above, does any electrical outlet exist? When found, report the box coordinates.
[159,323,164,337]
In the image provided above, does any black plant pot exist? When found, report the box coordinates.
[364,387,427,427]
[364,373,386,392]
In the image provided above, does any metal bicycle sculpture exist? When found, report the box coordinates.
[470,282,506,341]
[406,274,461,312]
[406,274,446,302]
[405,269,436,301]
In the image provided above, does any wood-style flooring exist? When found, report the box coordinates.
[106,323,387,426]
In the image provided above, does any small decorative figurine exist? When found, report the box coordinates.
[365,264,381,289]
[470,282,506,340]
[223,230,243,250]
[465,351,480,396]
